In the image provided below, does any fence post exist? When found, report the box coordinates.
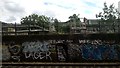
[15,22,16,36]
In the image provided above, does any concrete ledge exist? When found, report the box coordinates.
[2,62,120,66]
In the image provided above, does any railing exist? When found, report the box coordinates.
[2,23,120,36]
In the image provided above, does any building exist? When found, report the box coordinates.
[67,18,87,34]
[86,18,120,33]
[86,19,100,33]
[49,23,56,33]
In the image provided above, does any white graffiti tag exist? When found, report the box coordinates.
[22,41,52,60]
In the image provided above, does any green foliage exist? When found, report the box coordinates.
[69,14,81,22]
[54,19,59,33]
[96,2,120,32]
[96,2,120,24]
[21,14,53,29]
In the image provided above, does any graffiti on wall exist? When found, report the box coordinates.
[80,44,118,60]
[68,44,82,61]
[57,46,66,61]
[8,44,21,61]
[22,41,52,60]
[2,40,120,62]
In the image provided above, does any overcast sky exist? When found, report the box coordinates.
[0,0,120,23]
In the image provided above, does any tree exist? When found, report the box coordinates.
[21,14,39,25]
[69,14,80,22]
[21,14,53,29]
[54,18,59,33]
[68,14,81,27]
[68,14,81,33]
[96,2,120,32]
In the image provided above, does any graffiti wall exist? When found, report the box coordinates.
[22,41,52,61]
[81,43,118,60]
[2,40,120,62]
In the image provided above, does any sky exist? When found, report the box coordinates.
[0,0,120,23]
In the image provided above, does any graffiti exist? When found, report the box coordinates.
[57,46,66,61]
[22,41,49,52]
[8,44,21,61]
[9,45,21,55]
[11,56,20,62]
[115,44,120,59]
[68,44,81,61]
[80,41,119,60]
[24,52,52,60]
[2,40,120,62]
[56,42,70,61]
[22,41,52,60]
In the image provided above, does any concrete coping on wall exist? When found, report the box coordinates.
[2,62,120,66]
